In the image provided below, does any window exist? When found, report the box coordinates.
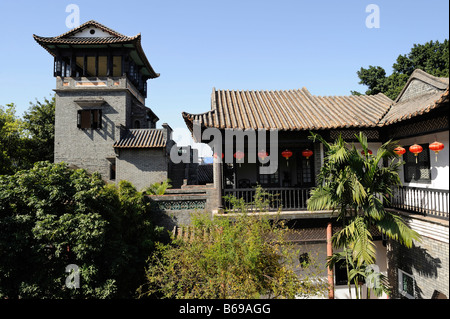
[86,56,96,77]
[97,56,108,77]
[398,269,415,299]
[334,259,365,286]
[110,160,116,181]
[403,144,431,183]
[298,253,310,268]
[296,155,314,187]
[75,56,84,74]
[334,260,349,286]
[258,163,279,186]
[77,109,102,129]
[112,56,122,77]
[297,159,313,185]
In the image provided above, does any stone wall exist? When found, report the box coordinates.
[54,88,128,180]
[146,186,215,229]
[116,148,168,191]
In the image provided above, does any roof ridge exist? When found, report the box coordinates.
[394,68,449,103]
[54,20,128,39]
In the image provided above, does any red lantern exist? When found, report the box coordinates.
[234,151,245,167]
[302,149,313,160]
[281,149,293,166]
[361,149,373,156]
[394,147,406,156]
[409,144,423,163]
[258,150,268,162]
[213,152,224,159]
[302,149,313,167]
[429,141,444,161]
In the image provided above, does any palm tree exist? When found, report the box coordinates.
[307,132,420,298]
[144,179,172,195]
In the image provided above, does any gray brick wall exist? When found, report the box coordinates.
[54,88,128,179]
[53,76,167,189]
[387,236,449,299]
[116,148,168,191]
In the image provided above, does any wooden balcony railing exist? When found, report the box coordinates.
[389,186,449,220]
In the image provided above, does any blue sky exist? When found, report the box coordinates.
[0,0,448,133]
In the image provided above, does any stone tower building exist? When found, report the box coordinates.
[34,20,174,190]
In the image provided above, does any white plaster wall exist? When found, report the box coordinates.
[72,27,115,38]
[397,131,449,190]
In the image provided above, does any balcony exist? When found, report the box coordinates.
[56,76,145,104]
[223,187,312,212]
[223,186,449,221]
[390,186,449,220]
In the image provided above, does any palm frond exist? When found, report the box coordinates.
[332,216,376,266]
[307,186,337,211]
[375,211,421,248]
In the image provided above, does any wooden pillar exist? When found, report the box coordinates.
[327,221,334,299]
[83,55,87,77]
[70,54,76,77]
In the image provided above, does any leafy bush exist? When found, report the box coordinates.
[139,189,328,299]
[144,179,172,195]
[0,162,162,298]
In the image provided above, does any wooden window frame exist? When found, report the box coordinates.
[403,143,431,184]
[77,109,102,129]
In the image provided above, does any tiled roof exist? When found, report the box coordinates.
[182,88,393,132]
[183,70,449,132]
[379,88,449,126]
[33,34,140,45]
[172,222,381,243]
[113,129,166,149]
[33,20,159,79]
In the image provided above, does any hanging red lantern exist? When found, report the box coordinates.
[361,149,373,156]
[213,152,224,159]
[234,151,245,167]
[302,149,313,167]
[258,150,268,162]
[302,149,313,160]
[234,151,245,160]
[394,146,406,156]
[281,149,293,166]
[429,141,444,161]
[409,144,423,163]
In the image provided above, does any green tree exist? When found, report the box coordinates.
[307,132,421,298]
[0,162,162,298]
[23,96,55,163]
[139,186,328,299]
[0,103,27,174]
[353,39,449,99]
[0,96,56,174]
